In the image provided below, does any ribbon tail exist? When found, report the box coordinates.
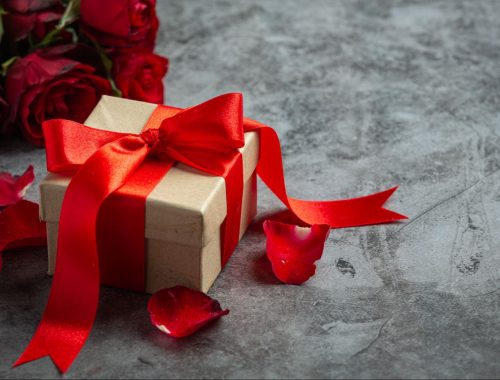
[289,186,407,228]
[326,186,408,227]
[13,312,95,373]
[243,121,406,228]
[15,135,150,373]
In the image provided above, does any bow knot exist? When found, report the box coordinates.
[140,129,160,147]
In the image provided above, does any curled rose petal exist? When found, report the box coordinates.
[0,166,35,208]
[263,220,330,285]
[148,286,229,338]
[0,200,47,270]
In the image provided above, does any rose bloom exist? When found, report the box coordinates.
[5,46,111,146]
[2,0,63,42]
[80,0,158,50]
[113,53,168,104]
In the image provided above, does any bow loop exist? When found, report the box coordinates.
[152,93,245,175]
[158,93,244,152]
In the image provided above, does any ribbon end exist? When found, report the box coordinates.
[327,186,406,227]
[365,186,408,224]
[371,186,399,207]
[50,355,73,374]
[13,353,40,369]
[379,208,408,222]
[376,186,408,222]
[14,349,72,374]
[14,324,82,374]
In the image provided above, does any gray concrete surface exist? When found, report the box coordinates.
[1,0,500,378]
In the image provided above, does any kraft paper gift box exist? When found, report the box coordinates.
[39,95,259,293]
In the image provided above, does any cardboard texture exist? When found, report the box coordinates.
[41,96,259,293]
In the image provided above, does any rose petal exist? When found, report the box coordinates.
[148,286,229,338]
[0,166,35,208]
[263,220,330,285]
[0,200,47,270]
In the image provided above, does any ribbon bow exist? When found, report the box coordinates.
[139,93,245,172]
[16,93,406,373]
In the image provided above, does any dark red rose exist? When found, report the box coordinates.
[5,46,112,146]
[2,0,63,42]
[80,0,158,50]
[113,53,168,104]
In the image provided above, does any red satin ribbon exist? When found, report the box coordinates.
[16,93,405,373]
[243,119,405,226]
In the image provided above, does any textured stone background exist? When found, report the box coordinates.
[2,0,500,378]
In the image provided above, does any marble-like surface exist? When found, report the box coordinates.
[2,0,500,378]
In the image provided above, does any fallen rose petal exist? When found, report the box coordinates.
[0,166,35,208]
[0,200,47,270]
[148,286,229,338]
[263,220,330,285]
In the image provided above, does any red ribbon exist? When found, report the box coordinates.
[15,93,405,373]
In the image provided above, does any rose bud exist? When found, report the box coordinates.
[5,45,112,146]
[113,53,168,104]
[80,0,158,51]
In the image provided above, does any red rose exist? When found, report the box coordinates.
[2,0,63,42]
[113,53,168,104]
[80,0,158,50]
[5,46,112,146]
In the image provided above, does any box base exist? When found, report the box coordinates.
[47,172,257,294]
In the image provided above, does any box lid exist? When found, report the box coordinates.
[40,96,259,248]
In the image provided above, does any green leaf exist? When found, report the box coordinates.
[2,56,18,76]
[36,28,61,49]
[109,78,122,97]
[33,0,80,49]
[0,5,6,45]
[98,50,122,97]
[65,27,79,44]
[57,0,80,30]
[87,35,122,97]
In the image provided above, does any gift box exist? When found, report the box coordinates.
[39,95,259,293]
